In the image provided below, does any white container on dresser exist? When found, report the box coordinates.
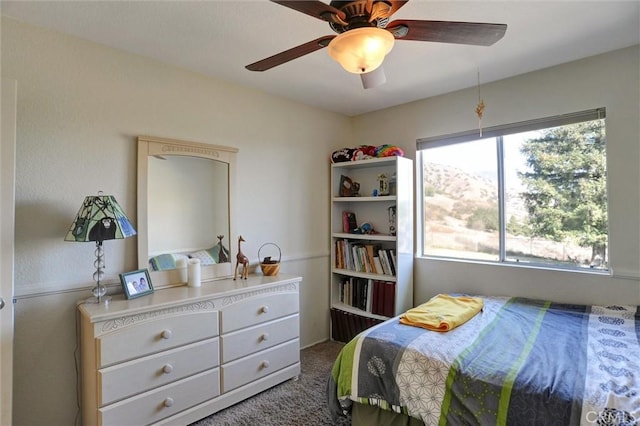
[78,274,301,426]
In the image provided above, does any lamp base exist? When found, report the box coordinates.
[85,295,111,304]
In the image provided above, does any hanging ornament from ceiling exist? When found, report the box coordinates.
[475,69,485,137]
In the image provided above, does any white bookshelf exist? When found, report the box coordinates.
[330,156,413,341]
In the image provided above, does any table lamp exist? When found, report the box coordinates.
[65,192,136,303]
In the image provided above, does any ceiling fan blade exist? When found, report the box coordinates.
[360,66,387,89]
[271,1,346,24]
[246,36,335,72]
[387,0,409,17]
[387,19,507,46]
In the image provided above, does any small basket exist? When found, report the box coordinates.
[258,243,281,276]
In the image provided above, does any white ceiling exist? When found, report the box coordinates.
[2,1,639,116]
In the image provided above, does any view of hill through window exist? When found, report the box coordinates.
[421,118,608,271]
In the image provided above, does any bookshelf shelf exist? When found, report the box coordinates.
[332,195,396,202]
[331,268,397,282]
[329,156,413,343]
[330,232,396,241]
[331,302,389,321]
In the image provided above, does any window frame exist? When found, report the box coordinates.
[416,108,609,273]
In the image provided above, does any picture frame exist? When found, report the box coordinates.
[388,205,397,236]
[339,175,360,197]
[119,268,154,299]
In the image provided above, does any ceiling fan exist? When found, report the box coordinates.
[246,0,507,87]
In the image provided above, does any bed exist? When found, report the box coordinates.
[327,295,639,425]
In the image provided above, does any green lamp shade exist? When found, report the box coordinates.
[65,195,136,242]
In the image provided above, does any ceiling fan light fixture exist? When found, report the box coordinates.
[327,27,394,74]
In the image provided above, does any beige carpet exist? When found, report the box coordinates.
[190,340,350,426]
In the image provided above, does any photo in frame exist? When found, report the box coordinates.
[339,175,360,197]
[119,268,154,299]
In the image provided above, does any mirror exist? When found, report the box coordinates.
[137,136,237,287]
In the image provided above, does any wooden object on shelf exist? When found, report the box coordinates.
[259,243,281,276]
[329,156,414,342]
[78,275,301,426]
[234,235,249,280]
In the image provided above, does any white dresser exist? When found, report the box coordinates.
[78,274,301,426]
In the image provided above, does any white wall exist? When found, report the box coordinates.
[351,45,640,307]
[2,17,349,425]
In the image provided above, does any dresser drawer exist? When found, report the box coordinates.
[98,338,219,406]
[221,339,299,392]
[221,314,299,363]
[220,292,298,333]
[99,368,220,426]
[97,311,219,367]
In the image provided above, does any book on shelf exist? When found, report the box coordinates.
[358,278,368,311]
[336,239,397,277]
[362,246,371,273]
[340,277,396,318]
[336,240,380,274]
[334,240,352,270]
[340,277,367,311]
[335,240,343,269]
[378,249,393,275]
[331,308,384,343]
[351,245,363,272]
[364,244,378,274]
[383,281,396,317]
[389,249,397,275]
[373,255,383,275]
[387,249,396,275]
[371,280,382,315]
[378,249,388,274]
[349,245,358,271]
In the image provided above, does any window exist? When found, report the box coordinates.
[418,109,608,271]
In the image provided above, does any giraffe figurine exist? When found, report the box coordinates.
[217,235,228,263]
[234,235,249,280]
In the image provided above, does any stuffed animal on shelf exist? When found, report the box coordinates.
[330,144,404,163]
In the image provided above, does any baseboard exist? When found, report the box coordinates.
[300,338,334,350]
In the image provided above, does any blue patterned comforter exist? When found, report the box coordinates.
[327,296,640,425]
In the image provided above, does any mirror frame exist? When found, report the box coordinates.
[137,135,237,287]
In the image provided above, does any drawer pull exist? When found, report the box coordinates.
[260,333,269,342]
[163,364,174,374]
[260,360,270,370]
[161,329,172,339]
[163,397,174,407]
[260,306,269,314]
